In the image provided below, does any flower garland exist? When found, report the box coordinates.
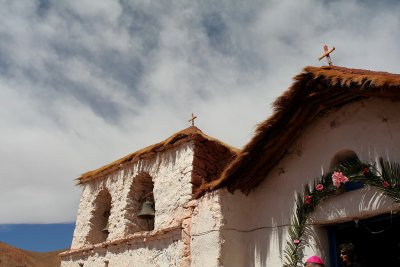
[283,157,400,267]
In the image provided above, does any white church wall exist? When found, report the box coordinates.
[190,191,223,267]
[219,98,400,266]
[67,143,194,266]
[219,185,290,267]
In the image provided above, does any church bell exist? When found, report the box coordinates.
[138,200,155,219]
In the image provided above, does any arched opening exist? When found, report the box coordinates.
[329,149,360,171]
[126,172,155,233]
[86,188,112,244]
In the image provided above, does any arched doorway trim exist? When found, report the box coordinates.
[283,156,400,266]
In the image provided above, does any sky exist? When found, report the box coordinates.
[1,0,400,251]
[0,224,74,252]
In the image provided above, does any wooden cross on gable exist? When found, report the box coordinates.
[319,45,335,66]
[188,113,197,126]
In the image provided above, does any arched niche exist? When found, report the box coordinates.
[125,172,155,233]
[330,149,363,192]
[329,149,360,171]
[86,188,112,244]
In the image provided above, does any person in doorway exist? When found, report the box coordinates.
[338,243,364,267]
[304,255,325,267]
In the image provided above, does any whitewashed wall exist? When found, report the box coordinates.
[190,191,223,267]
[217,98,400,266]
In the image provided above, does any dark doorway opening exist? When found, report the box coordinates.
[327,213,400,267]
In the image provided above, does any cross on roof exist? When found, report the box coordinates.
[319,45,335,66]
[188,113,197,126]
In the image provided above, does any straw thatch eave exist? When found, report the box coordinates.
[196,66,400,196]
[77,126,239,185]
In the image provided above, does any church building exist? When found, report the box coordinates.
[61,66,400,266]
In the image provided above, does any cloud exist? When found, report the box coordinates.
[0,0,400,223]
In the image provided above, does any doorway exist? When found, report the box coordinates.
[327,213,400,267]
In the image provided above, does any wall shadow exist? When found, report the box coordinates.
[220,185,400,267]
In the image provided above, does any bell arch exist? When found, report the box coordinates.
[125,172,155,233]
[86,188,112,245]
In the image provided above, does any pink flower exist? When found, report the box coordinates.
[332,171,349,188]
[316,184,324,191]
[383,181,390,188]
[293,239,300,245]
[305,195,312,204]
[363,167,369,175]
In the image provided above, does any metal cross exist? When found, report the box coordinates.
[319,45,335,66]
[188,113,197,126]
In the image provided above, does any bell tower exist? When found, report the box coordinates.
[62,126,238,266]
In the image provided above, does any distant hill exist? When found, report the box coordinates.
[0,242,66,267]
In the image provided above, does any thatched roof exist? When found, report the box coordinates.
[197,66,400,196]
[77,126,239,184]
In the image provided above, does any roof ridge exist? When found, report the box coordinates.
[77,126,238,184]
[196,66,400,196]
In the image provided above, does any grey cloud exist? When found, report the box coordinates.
[1,0,400,223]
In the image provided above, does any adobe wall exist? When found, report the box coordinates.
[61,228,182,267]
[64,142,195,266]
[218,98,400,266]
